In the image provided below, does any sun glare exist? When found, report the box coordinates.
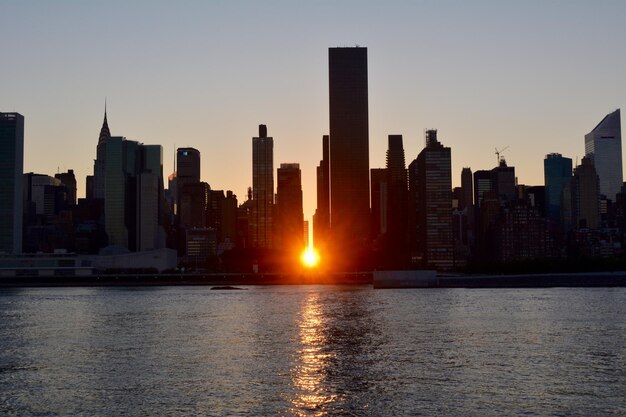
[301,247,320,268]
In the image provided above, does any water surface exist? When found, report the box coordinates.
[0,286,624,416]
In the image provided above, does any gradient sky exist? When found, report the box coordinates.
[2,1,626,222]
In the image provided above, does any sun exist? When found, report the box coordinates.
[301,247,320,268]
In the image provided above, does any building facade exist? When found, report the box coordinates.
[328,47,370,259]
[410,130,454,270]
[585,109,622,201]
[313,135,330,249]
[276,163,304,254]
[0,113,24,254]
[544,153,572,223]
[251,124,274,249]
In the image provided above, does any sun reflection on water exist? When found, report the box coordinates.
[289,292,339,416]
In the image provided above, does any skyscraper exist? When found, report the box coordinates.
[176,147,201,219]
[409,130,453,270]
[105,137,165,250]
[55,169,77,206]
[176,148,201,187]
[385,134,408,266]
[93,107,110,200]
[328,47,370,259]
[251,124,274,249]
[571,156,600,230]
[276,163,304,255]
[0,112,24,254]
[544,153,572,223]
[585,109,622,201]
[370,168,387,240]
[313,135,330,249]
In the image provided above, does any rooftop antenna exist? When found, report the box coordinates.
[495,146,509,165]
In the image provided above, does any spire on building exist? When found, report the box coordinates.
[98,101,110,145]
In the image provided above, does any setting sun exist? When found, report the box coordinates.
[301,247,320,268]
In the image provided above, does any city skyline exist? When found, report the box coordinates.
[2,1,626,222]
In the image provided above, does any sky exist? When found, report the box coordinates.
[2,1,626,222]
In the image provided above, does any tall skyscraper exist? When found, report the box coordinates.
[584,109,622,201]
[251,124,274,248]
[544,153,572,223]
[105,136,165,250]
[328,47,370,258]
[313,135,330,248]
[571,156,600,229]
[385,134,408,266]
[93,106,110,200]
[0,112,24,254]
[176,147,201,187]
[276,163,304,255]
[176,147,201,220]
[370,168,387,240]
[409,130,453,270]
[460,168,473,211]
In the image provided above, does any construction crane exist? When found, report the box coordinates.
[495,146,509,165]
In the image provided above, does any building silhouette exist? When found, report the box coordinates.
[460,167,474,240]
[385,134,408,266]
[276,163,304,255]
[177,148,200,187]
[492,159,516,204]
[55,169,77,206]
[0,112,24,254]
[544,153,572,223]
[370,168,387,241]
[104,137,165,251]
[251,124,274,249]
[93,107,110,200]
[328,47,370,261]
[176,147,201,218]
[571,156,600,230]
[313,135,330,249]
[409,130,453,270]
[179,182,209,228]
[585,109,622,201]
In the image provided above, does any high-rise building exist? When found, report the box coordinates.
[220,191,238,248]
[328,47,370,258]
[176,148,200,187]
[55,169,77,206]
[460,167,474,236]
[104,136,165,250]
[385,134,408,266]
[93,107,110,200]
[176,147,200,219]
[313,135,330,249]
[544,153,572,223]
[492,159,516,203]
[370,168,387,240]
[251,124,274,248]
[409,130,453,270]
[460,168,473,211]
[0,113,24,254]
[571,156,600,230]
[276,163,304,254]
[179,182,209,228]
[473,170,493,210]
[585,109,622,201]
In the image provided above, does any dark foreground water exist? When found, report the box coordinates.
[0,286,624,416]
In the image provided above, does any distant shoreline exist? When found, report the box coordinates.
[1,271,626,288]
